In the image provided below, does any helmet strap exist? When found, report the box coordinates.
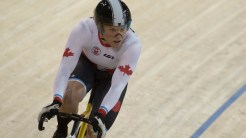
[98,23,104,35]
[126,19,132,30]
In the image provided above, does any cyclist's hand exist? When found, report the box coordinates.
[91,113,106,138]
[38,100,62,122]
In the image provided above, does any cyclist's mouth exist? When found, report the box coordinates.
[114,40,121,44]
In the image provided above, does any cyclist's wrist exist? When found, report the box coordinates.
[52,95,62,106]
[53,99,62,106]
[53,96,62,106]
[98,106,108,117]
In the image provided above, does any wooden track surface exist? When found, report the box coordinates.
[1,0,246,138]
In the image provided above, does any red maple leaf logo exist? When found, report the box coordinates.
[118,65,133,76]
[63,48,74,57]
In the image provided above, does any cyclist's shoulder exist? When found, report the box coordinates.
[69,17,96,40]
[75,17,97,35]
[121,30,141,52]
[124,29,141,45]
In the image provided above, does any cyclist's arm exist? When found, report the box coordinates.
[53,21,91,102]
[98,41,141,116]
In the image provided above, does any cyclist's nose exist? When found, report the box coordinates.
[115,33,123,39]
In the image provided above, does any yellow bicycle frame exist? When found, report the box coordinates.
[77,103,92,138]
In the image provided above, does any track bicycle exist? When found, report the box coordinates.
[38,91,101,138]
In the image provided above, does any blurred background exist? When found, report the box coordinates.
[1,0,246,137]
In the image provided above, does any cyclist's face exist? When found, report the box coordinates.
[102,25,127,48]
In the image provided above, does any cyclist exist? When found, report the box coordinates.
[38,0,141,137]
